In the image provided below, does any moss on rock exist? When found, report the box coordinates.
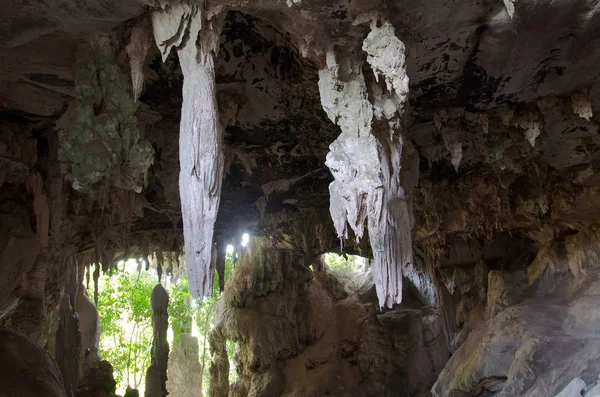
[58,37,153,194]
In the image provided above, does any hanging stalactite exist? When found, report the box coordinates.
[151,1,225,299]
[318,17,415,308]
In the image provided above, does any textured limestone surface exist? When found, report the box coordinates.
[4,0,600,397]
[210,237,448,397]
[0,326,68,397]
[76,360,118,397]
[152,2,225,298]
[432,275,600,396]
[145,284,170,397]
[166,333,202,397]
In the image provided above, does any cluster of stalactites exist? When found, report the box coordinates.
[319,18,414,308]
[151,1,225,299]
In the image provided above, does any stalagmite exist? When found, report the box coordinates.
[56,293,81,397]
[319,19,414,308]
[166,334,202,397]
[166,296,201,397]
[151,2,225,298]
[76,286,100,375]
[145,284,169,397]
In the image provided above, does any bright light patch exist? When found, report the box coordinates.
[226,244,234,254]
[241,233,249,247]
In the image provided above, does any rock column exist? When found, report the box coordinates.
[145,284,169,397]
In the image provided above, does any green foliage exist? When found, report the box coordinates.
[168,277,195,339]
[323,252,366,275]
[97,270,154,390]
[196,252,236,394]
[97,253,237,396]
[59,39,153,193]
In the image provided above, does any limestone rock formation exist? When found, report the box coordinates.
[166,333,203,397]
[145,284,170,397]
[76,286,101,375]
[56,293,82,397]
[0,326,68,397]
[4,0,600,397]
[76,360,118,397]
[210,237,448,397]
[151,2,225,299]
[432,274,600,396]
[57,37,154,194]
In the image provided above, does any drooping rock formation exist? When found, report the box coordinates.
[151,2,225,299]
[319,18,419,308]
[145,284,170,397]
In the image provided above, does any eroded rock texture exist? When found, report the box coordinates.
[433,275,600,396]
[152,2,225,299]
[76,360,118,397]
[145,284,170,397]
[76,287,101,376]
[0,326,68,397]
[319,19,416,308]
[4,0,600,396]
[210,237,448,397]
[166,333,203,397]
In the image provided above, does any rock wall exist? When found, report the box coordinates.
[431,225,600,396]
[209,237,448,397]
[0,325,68,397]
[433,273,600,396]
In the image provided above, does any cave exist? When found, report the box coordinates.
[2,0,600,396]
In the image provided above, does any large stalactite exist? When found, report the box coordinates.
[151,2,225,298]
[318,19,415,308]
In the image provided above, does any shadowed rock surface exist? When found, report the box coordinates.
[0,326,68,397]
[3,0,600,396]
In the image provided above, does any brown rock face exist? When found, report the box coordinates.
[432,274,600,396]
[210,237,448,397]
[4,0,600,396]
[0,326,68,397]
[76,360,117,397]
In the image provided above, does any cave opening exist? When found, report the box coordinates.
[90,250,238,396]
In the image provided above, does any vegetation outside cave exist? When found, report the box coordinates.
[95,252,238,396]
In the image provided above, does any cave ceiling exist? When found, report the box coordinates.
[2,0,600,299]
